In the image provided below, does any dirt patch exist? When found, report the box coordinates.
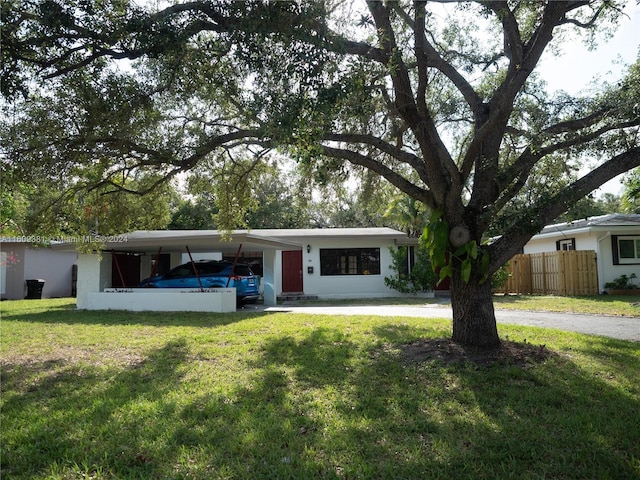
[400,338,555,367]
[0,347,144,369]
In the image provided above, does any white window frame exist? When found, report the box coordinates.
[613,235,640,265]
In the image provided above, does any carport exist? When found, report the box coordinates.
[60,230,303,312]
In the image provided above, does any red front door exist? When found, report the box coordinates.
[282,250,303,293]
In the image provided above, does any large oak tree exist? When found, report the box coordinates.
[2,0,639,346]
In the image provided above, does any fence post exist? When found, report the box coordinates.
[542,252,547,295]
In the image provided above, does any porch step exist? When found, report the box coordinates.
[278,294,319,303]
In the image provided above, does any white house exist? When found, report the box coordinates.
[54,228,417,312]
[523,214,640,292]
[0,241,78,300]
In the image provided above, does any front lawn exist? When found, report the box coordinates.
[302,293,640,317]
[492,293,640,316]
[1,298,639,479]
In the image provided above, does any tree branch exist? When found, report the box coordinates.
[321,145,434,208]
[489,146,640,270]
[321,132,428,182]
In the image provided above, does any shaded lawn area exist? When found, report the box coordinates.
[1,299,639,479]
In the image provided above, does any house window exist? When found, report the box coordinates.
[612,235,640,265]
[556,238,576,251]
[320,248,381,276]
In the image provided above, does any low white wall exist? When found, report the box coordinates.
[82,288,237,312]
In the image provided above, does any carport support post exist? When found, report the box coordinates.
[262,248,277,306]
[76,253,107,309]
[185,245,205,292]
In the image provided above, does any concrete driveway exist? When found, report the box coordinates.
[262,303,640,341]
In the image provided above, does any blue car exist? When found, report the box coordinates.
[139,260,260,304]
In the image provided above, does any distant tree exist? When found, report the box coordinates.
[383,194,430,238]
[168,198,217,230]
[555,192,620,223]
[597,192,623,214]
[0,174,175,238]
[621,167,640,213]
[245,162,313,229]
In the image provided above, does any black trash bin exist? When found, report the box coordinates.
[25,279,46,299]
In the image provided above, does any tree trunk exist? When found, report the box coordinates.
[450,272,500,348]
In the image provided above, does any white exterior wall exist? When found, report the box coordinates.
[76,254,101,309]
[0,244,77,299]
[295,236,400,299]
[23,247,77,298]
[263,248,278,306]
[523,232,597,254]
[77,253,112,308]
[597,233,640,291]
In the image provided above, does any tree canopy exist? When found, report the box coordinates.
[2,0,639,346]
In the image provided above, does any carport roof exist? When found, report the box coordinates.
[53,227,410,254]
[53,230,303,254]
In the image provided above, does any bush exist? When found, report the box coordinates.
[385,239,437,294]
[604,273,638,290]
[491,262,510,290]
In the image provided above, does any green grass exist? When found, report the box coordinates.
[2,298,639,479]
[301,293,640,317]
[492,294,640,316]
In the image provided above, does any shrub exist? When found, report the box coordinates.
[604,273,638,290]
[385,238,437,294]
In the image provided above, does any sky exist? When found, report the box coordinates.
[536,1,640,196]
[537,2,639,95]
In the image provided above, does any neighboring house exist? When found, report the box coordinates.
[523,214,640,292]
[54,228,416,311]
[0,241,78,300]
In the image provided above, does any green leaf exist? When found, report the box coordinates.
[461,258,472,283]
[433,222,449,247]
[438,265,452,284]
[468,241,478,259]
[454,245,467,257]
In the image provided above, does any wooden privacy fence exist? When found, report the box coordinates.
[498,250,599,296]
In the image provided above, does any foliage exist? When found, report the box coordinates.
[0,175,175,238]
[491,262,511,291]
[168,198,217,230]
[410,236,439,292]
[384,241,437,294]
[382,194,430,237]
[621,167,640,213]
[244,162,313,229]
[384,246,416,293]
[422,210,490,285]
[553,193,620,223]
[604,273,639,290]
